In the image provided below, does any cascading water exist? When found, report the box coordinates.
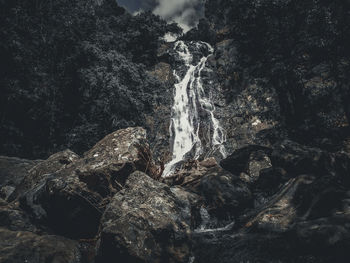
[162,41,227,177]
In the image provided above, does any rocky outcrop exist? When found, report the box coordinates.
[147,58,174,163]
[97,171,197,263]
[0,129,349,263]
[1,127,178,262]
[203,0,350,154]
[82,127,158,180]
[19,127,158,239]
[190,138,350,262]
[164,159,252,224]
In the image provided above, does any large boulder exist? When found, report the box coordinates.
[20,127,158,239]
[220,145,272,183]
[97,171,197,263]
[164,158,253,224]
[82,127,157,178]
[0,228,81,263]
[186,166,252,221]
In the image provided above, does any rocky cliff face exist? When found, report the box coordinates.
[1,0,350,262]
[203,0,350,151]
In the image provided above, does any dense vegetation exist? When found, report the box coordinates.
[206,0,350,62]
[0,0,180,158]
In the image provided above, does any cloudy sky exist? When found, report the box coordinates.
[117,0,205,32]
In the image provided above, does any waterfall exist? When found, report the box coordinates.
[162,41,227,177]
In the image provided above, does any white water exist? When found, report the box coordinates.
[195,206,235,233]
[162,41,227,177]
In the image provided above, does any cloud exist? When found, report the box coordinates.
[117,0,204,32]
[153,0,204,32]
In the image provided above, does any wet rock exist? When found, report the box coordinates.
[97,171,195,263]
[20,127,157,239]
[0,228,81,263]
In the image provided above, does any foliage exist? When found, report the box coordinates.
[0,0,179,158]
[206,0,350,66]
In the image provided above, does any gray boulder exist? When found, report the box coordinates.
[97,171,197,263]
[20,127,157,239]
